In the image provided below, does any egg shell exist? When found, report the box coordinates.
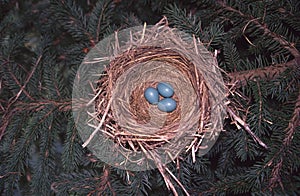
[158,98,177,113]
[144,87,159,104]
[157,82,174,98]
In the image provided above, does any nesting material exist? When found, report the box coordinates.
[97,49,203,152]
[72,17,227,196]
[71,18,267,195]
[90,19,226,166]
[75,18,226,175]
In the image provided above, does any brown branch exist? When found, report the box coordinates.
[165,167,190,196]
[283,90,300,146]
[258,23,299,58]
[269,158,284,191]
[267,88,300,190]
[228,57,300,86]
[218,1,300,88]
[95,1,110,43]
[0,99,71,140]
[0,172,21,179]
[88,166,115,196]
[15,99,72,112]
[227,106,268,149]
[218,2,300,58]
[7,69,34,101]
[0,56,42,140]
[221,2,300,186]
[9,55,42,105]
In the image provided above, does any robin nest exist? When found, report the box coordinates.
[77,18,226,171]
[96,45,210,150]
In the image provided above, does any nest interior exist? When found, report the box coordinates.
[95,46,211,152]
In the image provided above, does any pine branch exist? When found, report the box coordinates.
[283,92,300,146]
[228,56,300,86]
[87,0,113,43]
[51,170,100,194]
[15,99,71,112]
[87,166,115,196]
[217,1,300,58]
[30,110,56,195]
[6,63,34,101]
[9,55,41,105]
[164,4,202,37]
[62,118,84,172]
[226,106,268,149]
[50,0,95,45]
[268,87,300,190]
[0,55,42,140]
[0,99,71,141]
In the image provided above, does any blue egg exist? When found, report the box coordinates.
[158,98,177,112]
[144,87,159,104]
[157,82,174,98]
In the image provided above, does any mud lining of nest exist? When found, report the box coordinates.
[95,46,211,151]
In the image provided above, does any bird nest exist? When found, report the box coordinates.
[96,45,210,150]
[72,18,226,172]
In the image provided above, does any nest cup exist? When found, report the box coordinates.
[97,46,207,146]
[72,19,226,171]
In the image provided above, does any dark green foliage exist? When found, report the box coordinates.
[87,0,114,42]
[164,4,203,37]
[62,118,85,172]
[0,0,300,195]
[50,0,90,42]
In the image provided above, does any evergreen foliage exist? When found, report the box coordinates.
[0,0,299,195]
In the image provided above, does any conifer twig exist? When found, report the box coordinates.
[10,55,42,105]
[0,172,20,178]
[227,107,268,149]
[0,55,42,140]
[218,1,300,58]
[7,66,34,101]
[87,166,115,196]
[268,88,300,190]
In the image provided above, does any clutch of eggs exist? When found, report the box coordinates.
[144,82,177,113]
